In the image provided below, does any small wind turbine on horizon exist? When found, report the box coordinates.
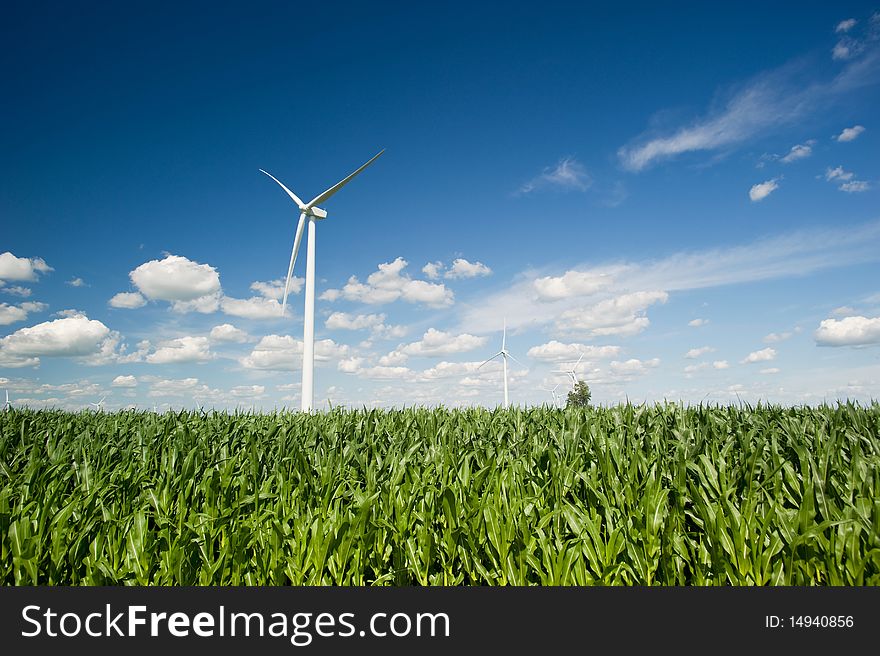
[541,384,561,406]
[260,150,385,412]
[90,396,106,412]
[478,319,526,408]
[3,389,9,412]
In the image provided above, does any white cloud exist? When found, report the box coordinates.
[0,316,111,366]
[220,295,285,319]
[0,302,47,326]
[825,166,854,181]
[533,271,613,301]
[324,312,407,339]
[109,292,147,309]
[684,362,709,375]
[422,262,443,280]
[145,336,214,364]
[556,291,668,337]
[0,252,53,281]
[112,375,138,388]
[3,286,31,297]
[337,357,365,373]
[526,340,621,361]
[519,157,591,194]
[815,315,880,346]
[321,258,453,308]
[250,278,303,300]
[763,331,793,343]
[713,360,730,369]
[741,347,777,363]
[760,368,780,375]
[831,306,857,317]
[749,178,780,202]
[130,255,221,304]
[839,180,871,193]
[171,292,221,314]
[832,42,852,60]
[779,142,813,163]
[617,49,879,171]
[685,346,714,359]
[399,328,487,358]
[209,323,250,343]
[66,278,86,288]
[444,259,492,279]
[149,378,200,397]
[689,318,709,327]
[240,335,350,371]
[378,349,408,366]
[230,385,266,398]
[609,358,660,377]
[836,124,865,141]
[836,19,857,33]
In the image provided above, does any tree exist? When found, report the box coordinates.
[566,381,591,408]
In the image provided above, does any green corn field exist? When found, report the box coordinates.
[1,403,878,585]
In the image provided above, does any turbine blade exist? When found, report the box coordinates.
[305,149,384,208]
[260,169,306,209]
[477,352,503,369]
[507,353,527,369]
[281,212,307,316]
[575,353,584,368]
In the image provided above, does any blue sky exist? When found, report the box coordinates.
[2,2,879,410]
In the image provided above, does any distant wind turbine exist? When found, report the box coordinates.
[260,150,385,412]
[90,396,106,411]
[541,384,561,406]
[478,319,526,408]
[3,389,9,412]
[555,353,585,386]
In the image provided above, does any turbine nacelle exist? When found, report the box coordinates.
[307,206,328,219]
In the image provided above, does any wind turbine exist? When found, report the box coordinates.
[3,389,9,412]
[260,150,384,412]
[555,353,585,386]
[478,320,525,408]
[90,396,106,412]
[541,384,561,406]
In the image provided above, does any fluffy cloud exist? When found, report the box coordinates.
[398,328,487,358]
[130,255,221,308]
[688,318,709,327]
[445,259,492,279]
[825,166,854,181]
[112,375,138,388]
[251,278,303,300]
[145,336,214,364]
[556,291,668,337]
[171,292,221,314]
[324,312,407,339]
[240,335,350,371]
[0,252,53,281]
[779,142,814,163]
[526,340,621,361]
[2,286,31,297]
[321,258,453,307]
[0,315,112,367]
[839,181,871,193]
[220,295,285,319]
[609,358,660,377]
[836,125,865,142]
[814,315,880,346]
[741,347,777,363]
[0,302,47,326]
[685,346,714,359]
[533,270,613,301]
[210,323,250,343]
[713,360,730,369]
[422,262,443,279]
[66,278,86,288]
[230,385,266,398]
[108,292,147,309]
[763,331,792,343]
[148,378,200,397]
[749,178,780,202]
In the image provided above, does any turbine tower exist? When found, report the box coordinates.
[261,150,384,412]
[541,384,561,406]
[478,319,525,408]
[3,389,9,412]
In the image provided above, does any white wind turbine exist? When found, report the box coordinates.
[555,353,585,386]
[541,384,561,406]
[90,396,106,412]
[478,320,525,408]
[261,150,385,412]
[3,389,10,412]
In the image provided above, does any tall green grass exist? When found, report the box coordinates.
[1,403,878,585]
